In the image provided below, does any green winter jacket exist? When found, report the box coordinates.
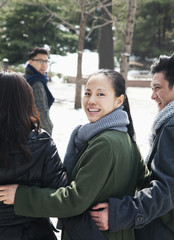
[14,130,149,240]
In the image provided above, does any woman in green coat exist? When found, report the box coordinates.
[0,69,149,240]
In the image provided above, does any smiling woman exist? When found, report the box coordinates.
[0,69,149,240]
[83,73,124,123]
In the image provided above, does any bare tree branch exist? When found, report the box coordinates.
[28,1,79,34]
[40,2,79,33]
[99,0,125,34]
[71,0,81,8]
[29,0,125,42]
[0,0,9,8]
[85,19,113,39]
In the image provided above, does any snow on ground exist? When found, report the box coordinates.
[50,51,99,77]
[49,51,151,81]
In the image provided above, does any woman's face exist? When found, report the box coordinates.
[83,73,124,123]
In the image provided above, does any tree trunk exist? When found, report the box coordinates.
[74,0,87,109]
[99,0,114,69]
[120,0,137,82]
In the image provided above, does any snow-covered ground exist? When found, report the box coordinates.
[50,51,99,77]
[49,51,152,81]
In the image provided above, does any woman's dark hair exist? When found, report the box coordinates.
[0,70,40,169]
[89,69,136,142]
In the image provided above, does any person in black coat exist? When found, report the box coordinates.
[0,70,106,240]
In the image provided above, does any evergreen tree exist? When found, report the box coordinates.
[132,0,174,59]
[0,1,78,64]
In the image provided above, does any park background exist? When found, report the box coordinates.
[1,0,174,109]
[0,0,173,239]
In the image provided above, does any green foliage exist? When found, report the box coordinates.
[1,0,174,65]
[132,0,174,59]
[0,0,78,64]
[109,0,128,60]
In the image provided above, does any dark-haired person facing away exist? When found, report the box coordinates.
[0,69,149,240]
[0,70,107,240]
[25,47,54,136]
[89,54,174,240]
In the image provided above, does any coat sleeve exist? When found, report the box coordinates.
[41,135,107,240]
[14,135,114,218]
[61,212,107,240]
[41,137,68,189]
[32,81,53,135]
[108,123,174,232]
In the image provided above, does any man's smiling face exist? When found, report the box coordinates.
[151,72,174,111]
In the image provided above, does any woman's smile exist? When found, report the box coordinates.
[83,73,123,122]
[88,108,100,112]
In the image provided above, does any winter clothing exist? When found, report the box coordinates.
[26,64,55,108]
[1,129,106,240]
[108,101,174,239]
[64,106,129,175]
[25,64,54,135]
[0,129,67,240]
[14,108,149,240]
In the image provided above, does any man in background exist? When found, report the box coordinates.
[25,47,55,135]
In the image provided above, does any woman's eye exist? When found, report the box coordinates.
[84,92,90,96]
[98,93,104,96]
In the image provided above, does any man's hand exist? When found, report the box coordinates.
[0,184,18,204]
[89,202,109,231]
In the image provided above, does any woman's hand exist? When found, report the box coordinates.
[0,184,19,204]
[89,202,109,231]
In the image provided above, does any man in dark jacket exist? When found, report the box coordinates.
[25,47,54,135]
[90,54,174,239]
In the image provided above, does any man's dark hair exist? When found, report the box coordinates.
[28,47,48,60]
[151,54,174,88]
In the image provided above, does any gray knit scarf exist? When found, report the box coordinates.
[146,100,174,163]
[64,106,129,175]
